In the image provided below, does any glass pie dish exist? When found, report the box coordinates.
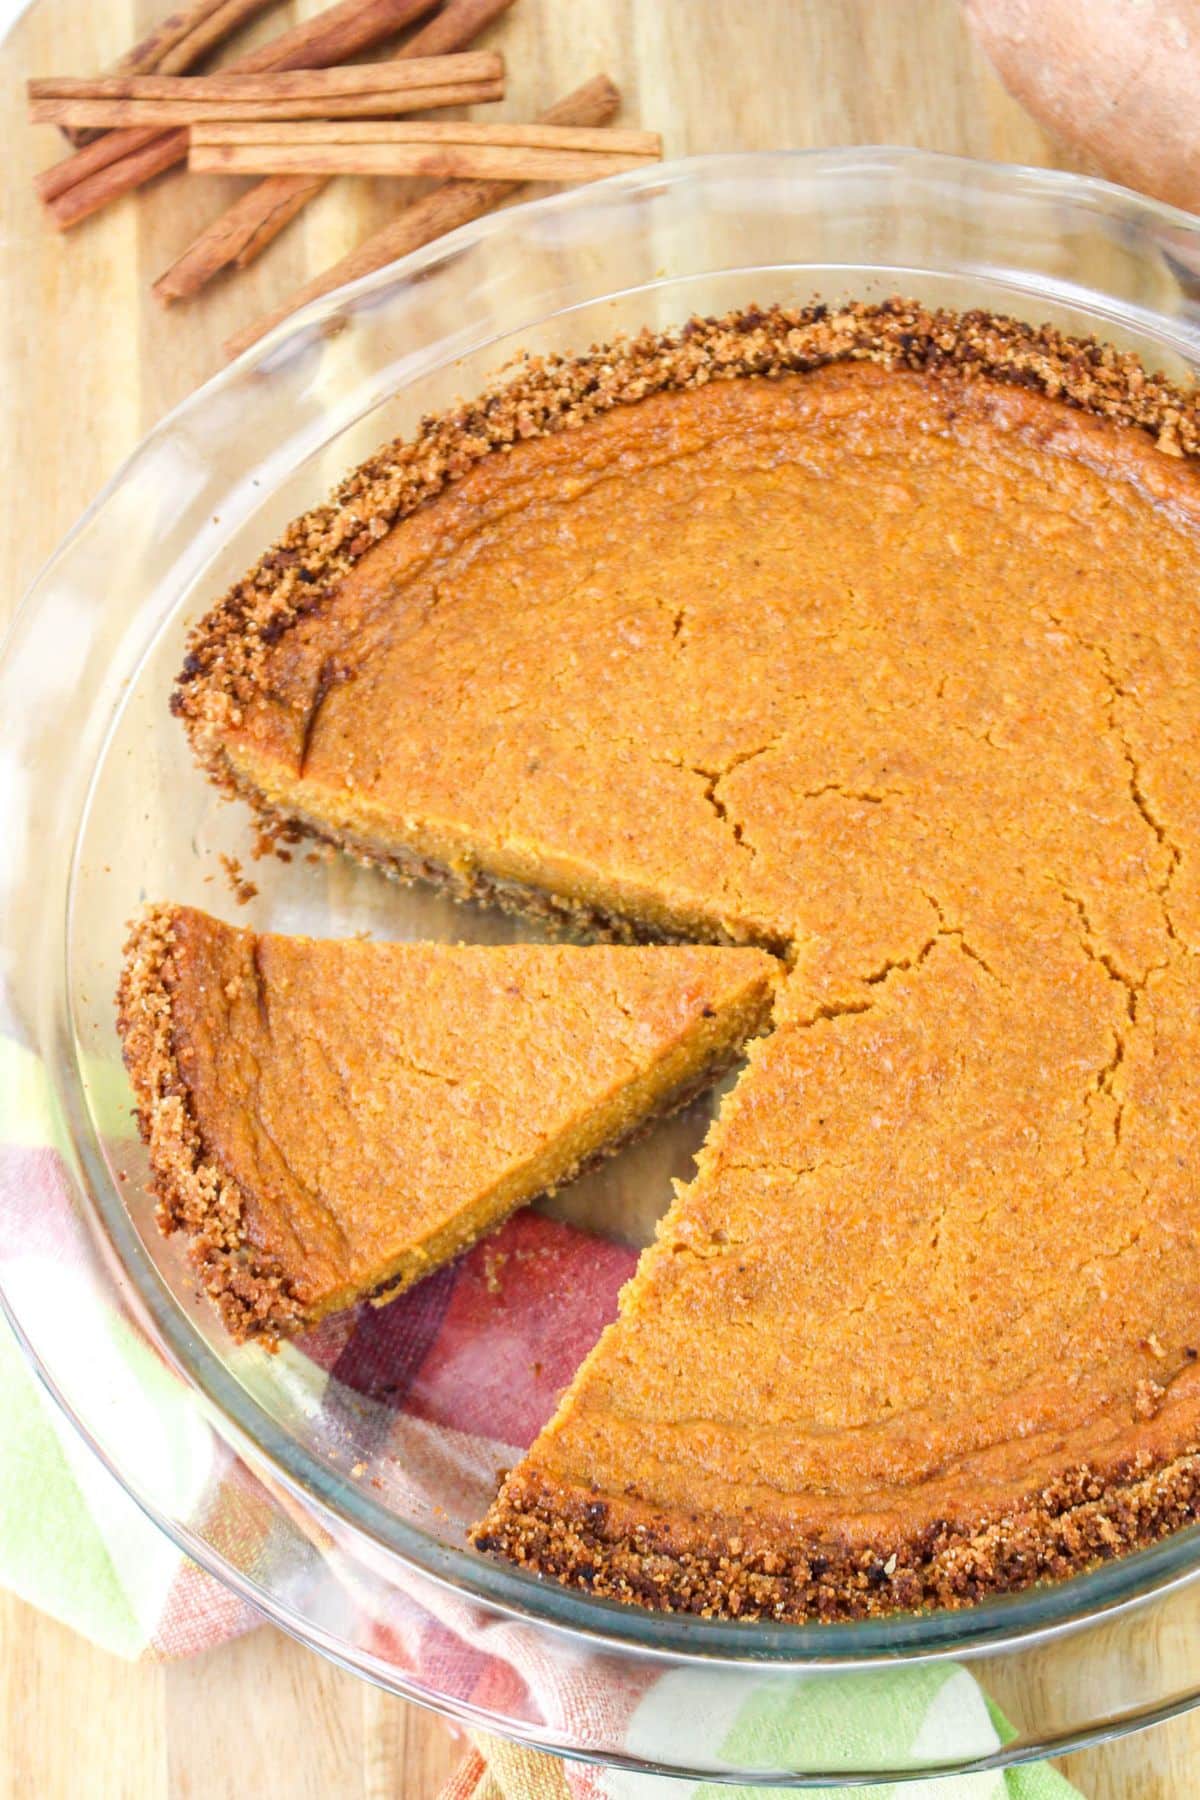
[4,147,1200,1785]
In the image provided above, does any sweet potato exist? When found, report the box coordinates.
[965,0,1200,212]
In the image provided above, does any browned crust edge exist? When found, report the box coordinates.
[116,903,307,1343]
[470,1448,1200,1623]
[115,903,775,1344]
[172,295,1200,779]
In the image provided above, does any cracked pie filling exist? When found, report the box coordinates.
[132,301,1200,1620]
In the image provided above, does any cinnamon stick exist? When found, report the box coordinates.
[226,175,329,267]
[224,74,620,359]
[39,0,439,227]
[114,0,281,77]
[32,52,502,103]
[194,118,659,153]
[194,141,652,180]
[40,128,191,212]
[61,0,281,146]
[33,78,506,130]
[189,121,660,182]
[154,0,517,305]
[228,0,441,74]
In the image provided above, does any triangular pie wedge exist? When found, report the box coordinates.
[117,905,778,1341]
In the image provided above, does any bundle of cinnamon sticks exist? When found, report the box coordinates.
[28,0,661,354]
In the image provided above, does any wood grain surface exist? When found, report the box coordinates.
[1,1,1198,1794]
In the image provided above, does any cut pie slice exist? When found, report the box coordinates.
[116,905,778,1341]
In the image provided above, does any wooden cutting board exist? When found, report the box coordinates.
[1,1,1197,1793]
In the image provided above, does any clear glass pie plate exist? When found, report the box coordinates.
[5,148,1200,1785]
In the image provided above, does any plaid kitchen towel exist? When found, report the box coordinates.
[0,1032,1083,1793]
[441,1722,1082,1798]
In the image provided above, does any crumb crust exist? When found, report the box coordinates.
[471,1448,1200,1623]
[116,903,306,1341]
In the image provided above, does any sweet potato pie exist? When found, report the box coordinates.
[120,300,1200,1621]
